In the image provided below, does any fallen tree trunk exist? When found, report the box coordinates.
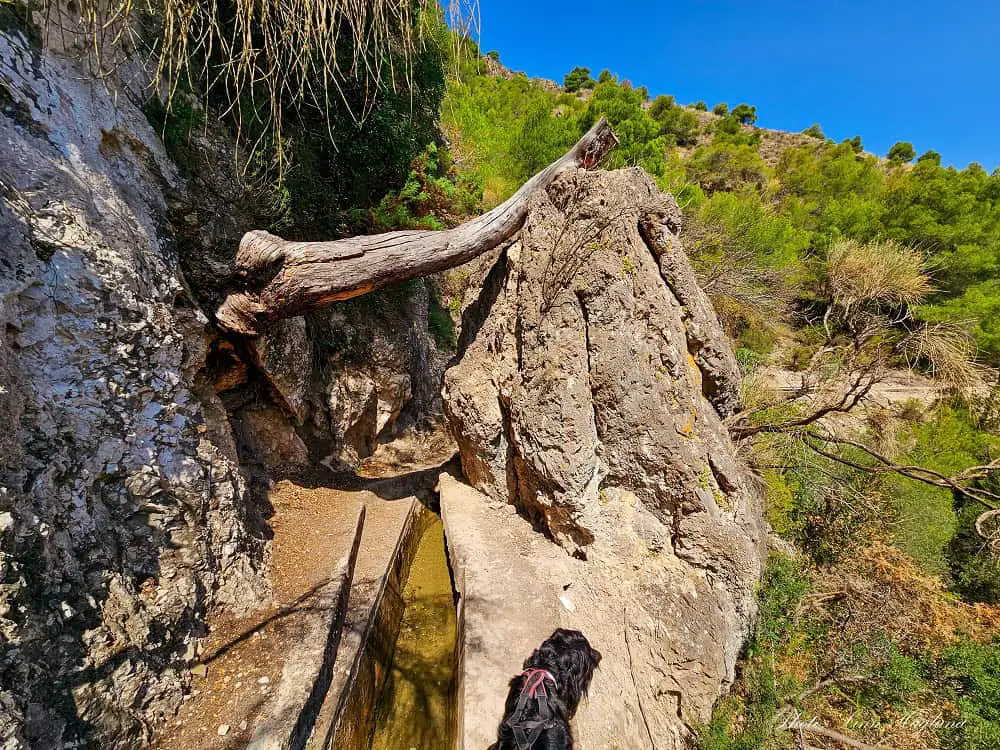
[216,118,619,335]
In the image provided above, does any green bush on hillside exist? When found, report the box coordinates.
[579,80,671,175]
[938,641,1000,750]
[948,500,1000,604]
[648,94,701,145]
[888,141,917,163]
[687,141,769,193]
[731,103,758,125]
[802,123,824,139]
[918,149,942,165]
[366,142,482,232]
[511,101,582,180]
[889,406,1000,578]
[564,66,597,92]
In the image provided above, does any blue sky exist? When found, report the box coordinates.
[474,0,1000,170]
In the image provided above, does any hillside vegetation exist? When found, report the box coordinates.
[427,44,1000,750]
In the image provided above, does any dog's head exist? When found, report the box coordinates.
[523,628,601,715]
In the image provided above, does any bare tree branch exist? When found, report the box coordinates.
[730,372,879,439]
[783,721,884,750]
[800,430,1000,510]
[216,118,619,335]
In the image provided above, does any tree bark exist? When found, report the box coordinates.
[216,118,619,335]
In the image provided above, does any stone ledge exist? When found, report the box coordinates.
[308,495,426,750]
[439,474,566,750]
[248,503,366,750]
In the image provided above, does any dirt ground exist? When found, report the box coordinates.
[150,482,365,749]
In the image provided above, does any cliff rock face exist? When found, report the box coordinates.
[442,167,764,747]
[309,282,446,469]
[0,29,266,747]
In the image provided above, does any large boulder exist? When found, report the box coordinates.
[442,167,764,747]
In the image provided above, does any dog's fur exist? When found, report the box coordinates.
[492,629,601,750]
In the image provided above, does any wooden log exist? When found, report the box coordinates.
[216,118,619,335]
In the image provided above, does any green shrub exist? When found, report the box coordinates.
[888,141,916,163]
[712,102,729,116]
[647,94,701,146]
[948,501,1000,604]
[692,100,708,111]
[687,190,809,272]
[785,343,818,372]
[890,406,1000,578]
[510,101,581,180]
[648,94,676,120]
[802,123,824,139]
[366,142,481,232]
[579,80,670,175]
[763,470,796,537]
[564,66,597,92]
[731,103,758,125]
[738,323,778,357]
[918,149,942,165]
[937,641,1000,750]
[687,142,769,192]
[442,62,584,203]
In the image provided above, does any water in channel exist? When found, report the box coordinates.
[371,517,457,749]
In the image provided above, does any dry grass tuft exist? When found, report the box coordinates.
[902,322,988,394]
[826,238,933,313]
[807,541,1000,654]
[739,370,779,412]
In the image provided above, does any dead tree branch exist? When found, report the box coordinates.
[799,431,1000,509]
[216,118,619,335]
[783,721,884,750]
[729,372,879,439]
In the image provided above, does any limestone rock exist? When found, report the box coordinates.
[254,316,313,423]
[327,367,411,467]
[0,29,266,748]
[312,281,445,469]
[240,405,311,472]
[442,168,765,748]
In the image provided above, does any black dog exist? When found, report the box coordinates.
[492,629,601,750]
